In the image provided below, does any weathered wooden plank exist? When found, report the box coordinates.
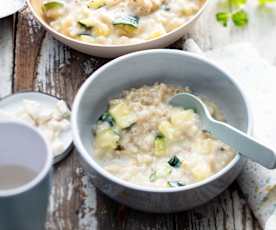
[0,16,14,97]
[14,7,45,91]
[94,182,261,230]
[174,183,262,230]
[96,193,175,230]
[14,7,108,230]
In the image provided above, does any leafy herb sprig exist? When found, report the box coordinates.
[216,0,248,28]
[216,0,276,28]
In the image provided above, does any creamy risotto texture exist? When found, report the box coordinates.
[42,0,205,45]
[93,83,235,188]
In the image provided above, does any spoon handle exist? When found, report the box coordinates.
[208,120,276,169]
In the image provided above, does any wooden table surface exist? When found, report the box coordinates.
[1,0,276,229]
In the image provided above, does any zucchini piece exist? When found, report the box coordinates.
[180,6,198,17]
[78,35,95,43]
[191,163,212,181]
[113,16,139,34]
[149,166,172,182]
[149,170,157,182]
[167,181,185,187]
[98,112,115,127]
[147,31,164,40]
[154,133,166,156]
[78,18,94,28]
[109,102,136,129]
[42,1,64,11]
[112,16,139,36]
[95,128,120,150]
[168,155,181,168]
[113,16,139,28]
[87,0,105,9]
[93,25,111,37]
[159,166,172,177]
[114,24,137,35]
[158,120,177,140]
[170,110,195,127]
[78,31,92,36]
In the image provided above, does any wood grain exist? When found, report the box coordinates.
[3,0,276,229]
[0,16,14,97]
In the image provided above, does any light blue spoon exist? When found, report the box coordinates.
[169,93,276,169]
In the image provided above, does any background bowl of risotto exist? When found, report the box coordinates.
[72,49,252,212]
[27,0,208,58]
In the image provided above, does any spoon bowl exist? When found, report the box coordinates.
[170,93,276,169]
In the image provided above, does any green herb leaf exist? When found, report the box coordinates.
[216,12,230,27]
[216,0,250,28]
[168,156,182,168]
[167,181,185,187]
[231,10,248,27]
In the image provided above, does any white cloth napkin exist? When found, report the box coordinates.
[183,39,276,229]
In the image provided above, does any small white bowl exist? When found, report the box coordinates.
[27,0,209,58]
[0,92,73,164]
[71,49,252,212]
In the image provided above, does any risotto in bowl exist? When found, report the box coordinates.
[27,0,208,57]
[94,83,236,188]
[72,50,252,212]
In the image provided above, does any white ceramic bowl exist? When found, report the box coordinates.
[72,50,252,212]
[27,0,209,58]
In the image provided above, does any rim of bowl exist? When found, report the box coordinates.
[0,120,52,197]
[0,90,72,110]
[72,49,253,193]
[27,0,209,48]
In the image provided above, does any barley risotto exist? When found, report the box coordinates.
[93,83,235,188]
[42,0,205,45]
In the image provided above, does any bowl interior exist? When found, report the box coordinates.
[74,50,250,161]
